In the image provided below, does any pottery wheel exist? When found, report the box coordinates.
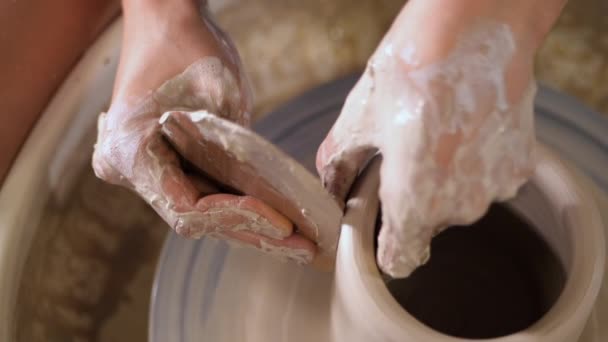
[150,75,608,342]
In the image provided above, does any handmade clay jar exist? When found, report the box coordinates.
[331,147,605,342]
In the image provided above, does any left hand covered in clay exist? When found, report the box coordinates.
[317,0,566,277]
[92,0,316,264]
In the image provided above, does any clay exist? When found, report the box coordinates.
[160,110,343,269]
[385,204,566,339]
[93,56,321,264]
[317,20,537,278]
[331,147,604,342]
[150,81,607,342]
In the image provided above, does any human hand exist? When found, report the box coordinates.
[317,0,565,277]
[92,0,315,264]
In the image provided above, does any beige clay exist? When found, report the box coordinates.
[160,110,343,269]
[93,57,322,264]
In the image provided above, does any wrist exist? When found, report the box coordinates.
[387,0,565,64]
[475,0,566,49]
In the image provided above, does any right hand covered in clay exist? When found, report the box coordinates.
[92,0,316,264]
[317,0,566,277]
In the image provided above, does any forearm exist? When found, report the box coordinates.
[122,0,199,15]
[0,0,120,184]
[418,1,563,35]
[384,0,566,65]
[112,0,226,106]
[121,0,202,32]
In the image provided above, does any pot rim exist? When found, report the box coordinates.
[336,145,606,341]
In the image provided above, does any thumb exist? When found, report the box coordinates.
[196,194,317,264]
[195,194,293,239]
[316,130,376,203]
[316,73,378,202]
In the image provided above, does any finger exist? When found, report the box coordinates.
[93,104,208,239]
[196,194,293,240]
[376,152,434,279]
[316,130,376,203]
[316,73,378,202]
[138,135,205,237]
[160,110,342,263]
[376,217,434,279]
[154,169,295,240]
[218,230,316,265]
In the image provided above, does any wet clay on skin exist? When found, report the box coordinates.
[94,57,318,265]
[160,110,343,269]
[318,20,537,278]
[382,204,566,339]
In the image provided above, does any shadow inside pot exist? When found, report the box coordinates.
[378,204,566,339]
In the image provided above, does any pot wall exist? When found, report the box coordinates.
[331,150,605,342]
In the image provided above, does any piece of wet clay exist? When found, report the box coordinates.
[160,110,343,271]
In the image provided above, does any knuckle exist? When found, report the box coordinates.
[92,136,129,184]
[92,152,115,182]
